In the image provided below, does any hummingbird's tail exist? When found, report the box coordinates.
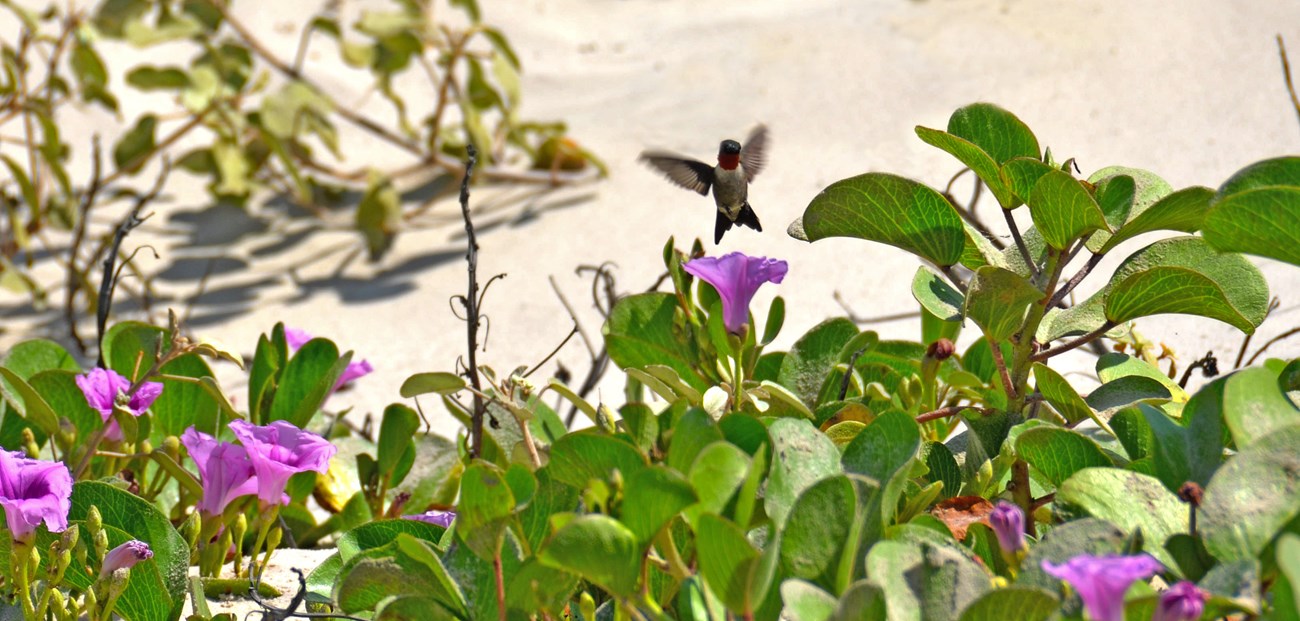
[714,203,762,244]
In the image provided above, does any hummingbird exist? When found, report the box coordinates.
[639,124,768,244]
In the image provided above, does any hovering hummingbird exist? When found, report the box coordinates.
[639,124,768,244]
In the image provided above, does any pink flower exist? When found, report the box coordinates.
[1153,581,1207,621]
[683,252,787,334]
[988,501,1025,553]
[1042,554,1162,621]
[100,540,153,578]
[75,368,163,442]
[228,420,336,506]
[403,510,455,528]
[181,427,260,518]
[0,451,72,542]
[283,327,373,390]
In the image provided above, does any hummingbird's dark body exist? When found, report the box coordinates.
[639,125,768,244]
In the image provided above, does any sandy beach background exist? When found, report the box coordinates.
[5,0,1300,615]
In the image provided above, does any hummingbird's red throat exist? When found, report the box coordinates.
[717,153,740,170]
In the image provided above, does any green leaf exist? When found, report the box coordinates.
[620,465,697,544]
[1200,424,1300,563]
[113,114,158,174]
[924,442,961,500]
[539,514,640,598]
[1000,157,1056,206]
[697,514,776,615]
[1098,186,1213,254]
[780,475,858,592]
[1217,156,1300,196]
[547,430,647,489]
[917,103,1040,208]
[356,173,402,261]
[70,481,188,620]
[1277,534,1300,620]
[832,580,888,621]
[1,339,79,377]
[841,411,922,546]
[604,292,705,391]
[1026,169,1110,250]
[1055,468,1186,569]
[0,367,60,438]
[666,407,724,474]
[337,520,449,562]
[1096,353,1186,401]
[1015,427,1114,487]
[797,173,966,267]
[962,266,1041,342]
[1032,363,1092,424]
[1015,518,1126,590]
[1085,376,1171,416]
[268,338,348,427]
[684,441,751,529]
[911,267,963,323]
[765,418,842,527]
[865,541,990,621]
[335,536,466,618]
[378,404,420,475]
[780,579,838,621]
[442,531,523,621]
[762,296,786,346]
[778,318,861,408]
[125,66,190,90]
[400,372,467,397]
[457,462,516,559]
[1199,559,1262,616]
[1101,236,1270,334]
[1084,174,1136,253]
[957,587,1058,621]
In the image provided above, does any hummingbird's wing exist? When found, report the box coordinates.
[639,152,714,196]
[740,124,768,183]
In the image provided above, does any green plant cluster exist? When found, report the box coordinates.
[0,0,603,333]
[0,103,1298,621]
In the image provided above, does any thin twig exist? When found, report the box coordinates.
[916,405,995,424]
[1048,252,1104,308]
[96,161,170,367]
[838,348,867,400]
[524,325,579,378]
[1004,208,1039,278]
[1235,297,1281,368]
[990,341,1017,400]
[457,145,486,458]
[1032,321,1118,362]
[833,291,921,324]
[1177,351,1220,389]
[1244,327,1300,367]
[1279,35,1300,133]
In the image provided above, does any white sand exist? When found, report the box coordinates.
[5,0,1300,616]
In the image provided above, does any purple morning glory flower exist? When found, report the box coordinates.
[100,540,153,578]
[683,252,788,334]
[75,368,163,442]
[283,327,373,390]
[988,500,1025,553]
[1042,553,1163,621]
[181,427,260,518]
[0,450,72,543]
[228,420,336,506]
[403,510,456,528]
[1153,581,1207,621]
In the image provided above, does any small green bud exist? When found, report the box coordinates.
[21,427,39,458]
[162,435,181,460]
[138,439,153,455]
[232,513,248,545]
[47,589,66,618]
[579,591,596,620]
[266,526,283,555]
[179,512,201,550]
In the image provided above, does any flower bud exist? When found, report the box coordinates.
[21,427,39,458]
[162,435,181,460]
[100,540,152,579]
[988,501,1026,554]
[179,512,201,550]
[1153,581,1207,621]
[1177,482,1204,507]
[926,338,956,361]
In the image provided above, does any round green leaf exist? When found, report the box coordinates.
[399,372,467,397]
[779,475,857,591]
[697,514,777,615]
[621,465,697,544]
[777,318,861,408]
[946,103,1041,165]
[915,127,1009,209]
[1055,468,1186,569]
[779,579,837,621]
[548,430,647,489]
[798,173,966,267]
[1102,236,1269,334]
[1219,367,1300,449]
[1216,156,1300,197]
[1200,424,1300,563]
[1015,426,1114,487]
[1027,169,1110,250]
[765,418,841,528]
[684,441,751,529]
[540,514,642,598]
[963,266,1041,342]
[842,411,922,545]
[457,462,516,560]
[1098,186,1213,254]
[1203,187,1300,268]
[958,586,1057,621]
[912,266,964,323]
[1032,363,1092,424]
[1016,518,1126,590]
[604,292,706,391]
